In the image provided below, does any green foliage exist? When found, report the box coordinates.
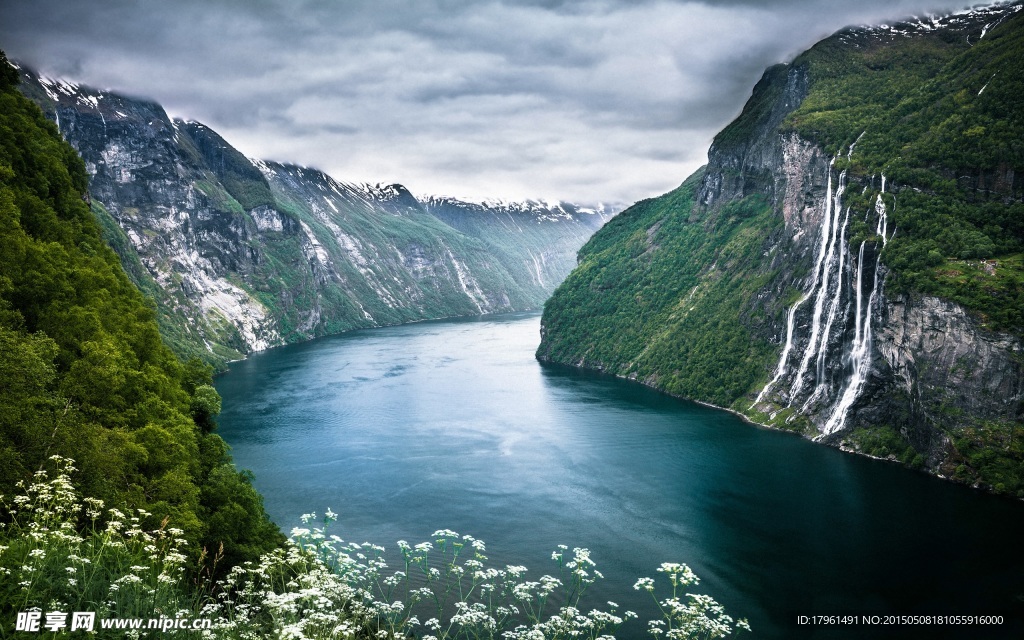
[189,385,221,433]
[539,170,779,407]
[926,254,1024,330]
[785,11,1024,331]
[951,420,1024,496]
[198,464,280,571]
[848,425,920,466]
[0,457,197,625]
[0,53,282,570]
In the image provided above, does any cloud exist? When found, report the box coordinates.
[0,0,985,205]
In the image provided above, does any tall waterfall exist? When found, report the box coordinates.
[806,203,849,410]
[753,156,891,435]
[875,175,889,246]
[823,241,881,434]
[753,299,805,406]
[752,160,838,407]
[821,176,889,434]
[789,167,847,401]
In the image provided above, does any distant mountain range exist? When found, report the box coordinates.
[16,67,614,367]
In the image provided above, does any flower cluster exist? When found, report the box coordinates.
[635,563,750,640]
[0,456,193,627]
[1,459,749,639]
[212,519,747,640]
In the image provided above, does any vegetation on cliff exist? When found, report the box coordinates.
[538,6,1024,494]
[0,52,282,575]
[539,171,780,407]
[785,6,1024,332]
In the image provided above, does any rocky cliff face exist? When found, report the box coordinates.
[538,2,1024,494]
[708,6,1024,475]
[17,68,611,366]
[869,296,1023,459]
[742,130,1024,465]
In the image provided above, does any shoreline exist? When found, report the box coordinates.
[535,353,1017,501]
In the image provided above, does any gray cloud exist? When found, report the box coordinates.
[0,0,988,204]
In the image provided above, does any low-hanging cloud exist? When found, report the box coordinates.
[0,0,987,205]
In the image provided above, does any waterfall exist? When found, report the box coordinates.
[821,176,888,434]
[847,131,866,160]
[853,243,864,365]
[823,240,882,435]
[752,298,806,407]
[875,174,888,246]
[789,168,847,401]
[751,159,838,408]
[803,204,850,410]
[753,139,891,435]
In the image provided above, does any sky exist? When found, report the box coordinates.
[0,0,997,206]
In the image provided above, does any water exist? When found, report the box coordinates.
[216,312,1024,639]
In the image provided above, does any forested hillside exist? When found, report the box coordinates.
[0,51,281,572]
[539,3,1024,494]
[783,4,1024,329]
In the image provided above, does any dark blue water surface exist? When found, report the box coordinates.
[216,312,1024,639]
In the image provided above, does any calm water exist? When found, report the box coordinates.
[217,312,1024,639]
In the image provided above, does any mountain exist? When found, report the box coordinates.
[0,51,281,570]
[538,3,1024,494]
[16,68,612,367]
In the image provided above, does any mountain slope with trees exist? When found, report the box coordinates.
[538,3,1024,494]
[0,51,282,575]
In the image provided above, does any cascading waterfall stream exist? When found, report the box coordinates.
[875,175,889,246]
[751,159,838,408]
[821,175,890,435]
[752,144,894,435]
[823,242,881,434]
[752,301,805,407]
[847,131,866,160]
[789,167,847,402]
[804,204,850,411]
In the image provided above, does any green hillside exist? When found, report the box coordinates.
[0,51,282,579]
[539,171,780,407]
[784,8,1024,330]
[538,5,1024,493]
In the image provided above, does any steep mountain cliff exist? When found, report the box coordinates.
[16,68,611,367]
[538,3,1024,494]
[0,52,281,569]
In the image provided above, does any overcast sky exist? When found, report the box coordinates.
[0,0,993,206]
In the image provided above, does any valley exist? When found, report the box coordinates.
[18,67,613,367]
